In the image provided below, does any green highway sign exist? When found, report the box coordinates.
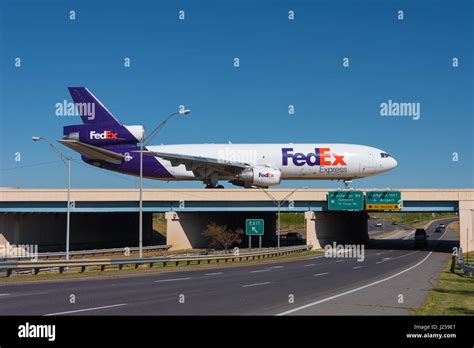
[246,219,264,236]
[365,191,402,210]
[328,191,364,211]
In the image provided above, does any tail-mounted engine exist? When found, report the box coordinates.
[63,124,145,146]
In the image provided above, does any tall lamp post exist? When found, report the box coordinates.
[138,108,191,258]
[260,186,308,248]
[32,136,72,260]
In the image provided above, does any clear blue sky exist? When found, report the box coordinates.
[1,0,472,189]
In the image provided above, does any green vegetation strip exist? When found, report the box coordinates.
[412,258,474,315]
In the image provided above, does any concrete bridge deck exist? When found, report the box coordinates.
[0,188,472,251]
[0,188,472,212]
[1,188,473,202]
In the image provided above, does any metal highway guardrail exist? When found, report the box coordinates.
[0,245,312,277]
[456,247,474,276]
[0,244,172,261]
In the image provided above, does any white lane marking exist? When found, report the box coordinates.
[377,257,392,264]
[352,266,363,269]
[376,250,420,264]
[277,228,449,316]
[0,291,49,298]
[45,303,127,316]
[205,272,223,276]
[308,255,324,260]
[242,282,272,288]
[267,266,284,269]
[313,272,329,277]
[375,250,393,256]
[154,277,192,283]
[250,269,270,273]
[303,264,316,267]
[336,260,344,263]
[390,250,420,260]
[278,253,432,315]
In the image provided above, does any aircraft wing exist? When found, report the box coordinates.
[59,140,126,163]
[139,150,248,175]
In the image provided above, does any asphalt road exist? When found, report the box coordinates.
[0,218,458,315]
[367,219,410,236]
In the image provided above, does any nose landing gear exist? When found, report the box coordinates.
[341,179,353,190]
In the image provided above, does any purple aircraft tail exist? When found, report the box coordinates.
[63,87,144,146]
[61,87,173,179]
[68,87,121,125]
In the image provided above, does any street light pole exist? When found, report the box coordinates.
[66,157,71,260]
[260,186,307,248]
[138,109,191,258]
[32,136,72,260]
[277,203,281,248]
[139,141,143,258]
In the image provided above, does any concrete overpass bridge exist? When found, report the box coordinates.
[0,188,472,251]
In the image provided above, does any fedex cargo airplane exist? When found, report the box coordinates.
[59,88,397,188]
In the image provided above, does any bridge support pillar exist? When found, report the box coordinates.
[305,211,369,249]
[165,212,207,250]
[165,211,277,250]
[305,212,321,249]
[459,201,474,253]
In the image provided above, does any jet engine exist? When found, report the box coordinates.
[234,167,281,187]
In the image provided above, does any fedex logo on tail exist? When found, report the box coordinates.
[282,148,347,166]
[90,130,118,140]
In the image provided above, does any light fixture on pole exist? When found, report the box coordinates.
[260,186,308,248]
[138,108,191,258]
[32,136,72,260]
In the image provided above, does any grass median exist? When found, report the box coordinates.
[412,252,474,315]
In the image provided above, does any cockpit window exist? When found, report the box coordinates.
[380,153,390,158]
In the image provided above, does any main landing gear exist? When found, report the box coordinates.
[204,173,224,188]
[205,184,224,189]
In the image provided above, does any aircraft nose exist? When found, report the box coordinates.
[390,157,398,169]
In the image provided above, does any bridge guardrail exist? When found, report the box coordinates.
[0,245,312,277]
[0,244,172,261]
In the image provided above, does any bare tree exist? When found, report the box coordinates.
[202,222,244,252]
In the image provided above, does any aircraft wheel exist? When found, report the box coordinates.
[205,184,224,189]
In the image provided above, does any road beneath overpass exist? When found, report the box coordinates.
[0,219,458,315]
